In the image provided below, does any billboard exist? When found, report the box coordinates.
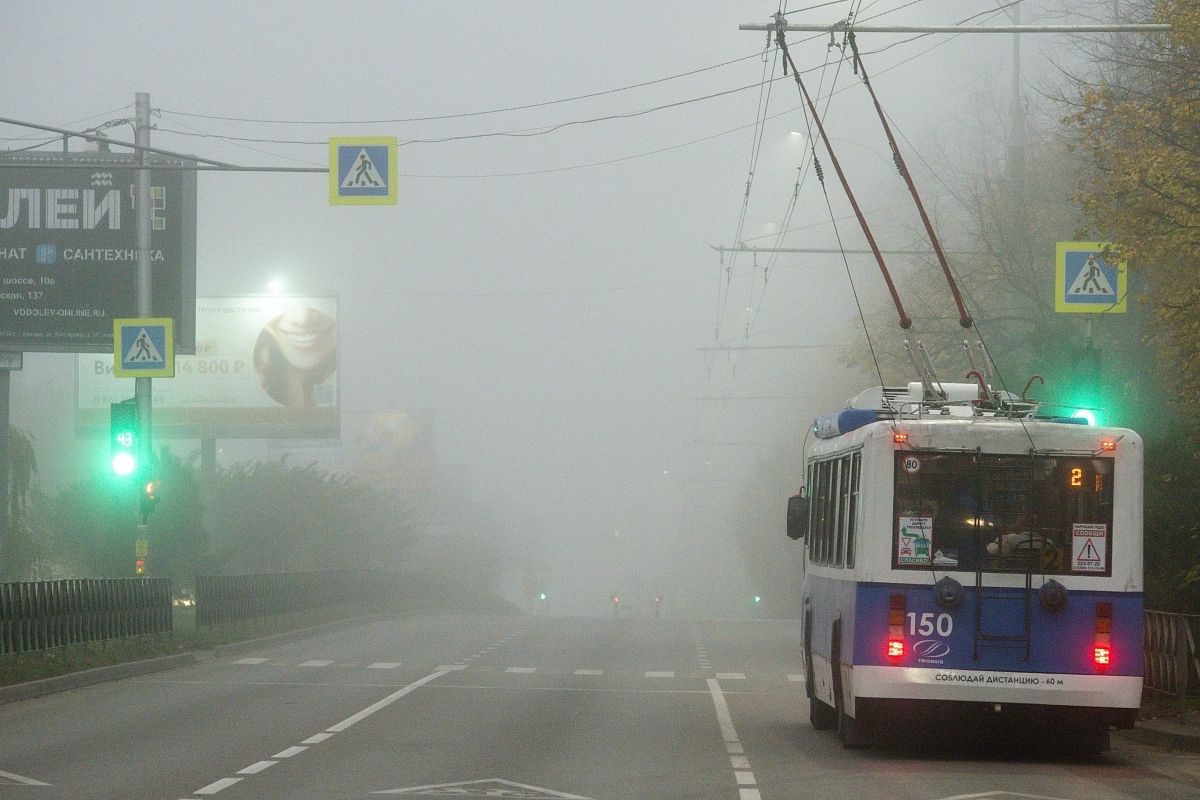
[0,152,197,353]
[77,296,338,439]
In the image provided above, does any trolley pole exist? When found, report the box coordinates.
[134,93,153,493]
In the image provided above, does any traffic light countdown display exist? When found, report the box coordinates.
[110,398,160,575]
[110,398,139,477]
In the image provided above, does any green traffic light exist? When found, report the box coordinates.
[112,452,137,476]
[753,595,762,604]
[538,592,547,601]
[1071,409,1097,426]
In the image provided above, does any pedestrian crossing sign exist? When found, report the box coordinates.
[113,317,174,378]
[1055,241,1127,314]
[329,137,397,205]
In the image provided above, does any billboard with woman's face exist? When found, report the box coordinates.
[76,296,339,439]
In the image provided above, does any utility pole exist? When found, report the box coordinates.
[134,94,153,546]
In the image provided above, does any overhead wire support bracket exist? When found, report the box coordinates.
[740,22,1172,34]
[847,32,972,329]
[771,13,911,330]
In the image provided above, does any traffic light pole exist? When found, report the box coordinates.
[134,93,153,489]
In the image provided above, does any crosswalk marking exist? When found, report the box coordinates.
[222,657,804,682]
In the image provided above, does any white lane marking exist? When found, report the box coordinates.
[326,670,448,732]
[0,770,50,786]
[373,778,591,798]
[735,771,756,785]
[237,761,276,775]
[299,660,334,667]
[726,742,744,754]
[706,678,740,743]
[273,746,307,758]
[368,662,401,669]
[436,664,468,671]
[716,672,746,680]
[740,790,762,800]
[645,671,675,678]
[302,733,334,744]
[574,669,604,676]
[787,674,805,682]
[195,777,242,794]
[234,658,268,665]
[506,667,536,674]
[730,756,750,769]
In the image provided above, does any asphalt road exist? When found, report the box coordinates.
[1,612,1199,799]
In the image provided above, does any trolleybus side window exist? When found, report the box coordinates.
[846,452,860,567]
[892,451,1114,575]
[807,453,861,568]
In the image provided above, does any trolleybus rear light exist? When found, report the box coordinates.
[1093,602,1113,672]
[893,431,909,444]
[1100,439,1116,452]
[887,594,906,663]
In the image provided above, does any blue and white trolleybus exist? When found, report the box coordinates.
[787,379,1142,751]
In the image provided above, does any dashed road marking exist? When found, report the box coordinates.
[787,674,805,682]
[273,746,307,758]
[299,660,334,667]
[195,777,242,794]
[645,671,675,678]
[506,667,537,674]
[234,658,268,665]
[302,733,334,744]
[437,664,468,671]
[368,662,401,669]
[574,669,604,676]
[237,761,276,775]
[708,678,764,799]
[716,672,746,680]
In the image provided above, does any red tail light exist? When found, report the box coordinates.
[1093,602,1113,672]
[887,594,906,663]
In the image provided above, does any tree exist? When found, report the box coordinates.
[206,458,415,574]
[1065,0,1200,420]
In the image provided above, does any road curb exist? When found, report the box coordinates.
[0,651,199,706]
[1119,723,1200,753]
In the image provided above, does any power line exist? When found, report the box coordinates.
[157,51,781,126]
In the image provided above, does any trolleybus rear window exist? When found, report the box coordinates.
[892,452,1114,575]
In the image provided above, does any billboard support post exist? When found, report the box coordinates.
[135,93,153,487]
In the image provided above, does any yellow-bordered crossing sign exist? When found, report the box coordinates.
[114,317,175,377]
[329,137,397,205]
[1055,241,1127,314]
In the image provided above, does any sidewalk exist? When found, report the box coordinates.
[1121,715,1200,753]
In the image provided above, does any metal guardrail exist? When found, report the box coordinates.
[195,570,394,627]
[1144,610,1200,721]
[0,578,172,656]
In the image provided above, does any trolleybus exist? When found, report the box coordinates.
[787,380,1143,751]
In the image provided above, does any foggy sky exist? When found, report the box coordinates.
[2,1,1090,612]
